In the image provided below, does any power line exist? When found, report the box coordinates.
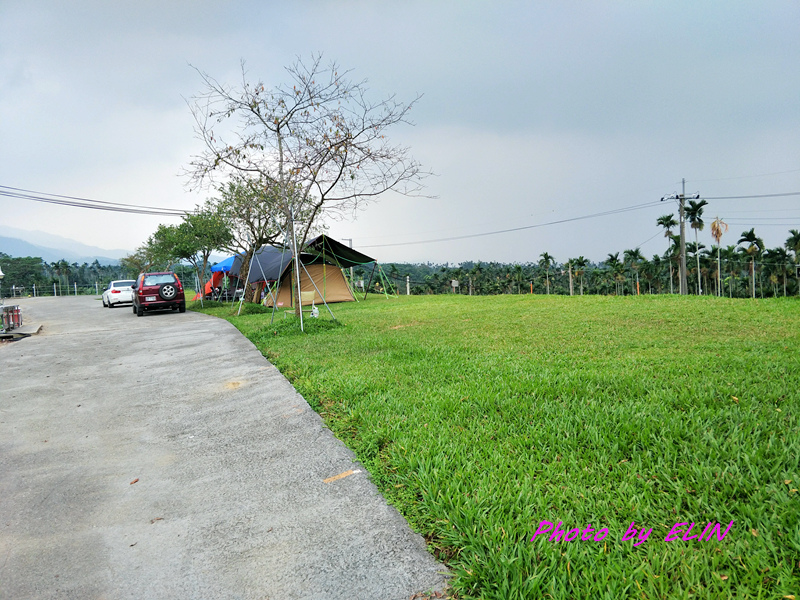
[0,185,193,216]
[632,230,663,251]
[360,201,663,248]
[359,190,799,249]
[703,191,800,200]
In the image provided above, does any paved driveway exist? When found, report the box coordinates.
[0,296,446,600]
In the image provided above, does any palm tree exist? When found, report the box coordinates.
[640,256,653,294]
[605,252,623,295]
[720,245,739,298]
[665,234,681,292]
[469,262,484,295]
[512,264,524,294]
[738,228,764,299]
[710,217,729,297]
[539,252,554,295]
[700,247,715,296]
[686,242,706,294]
[623,248,644,295]
[685,199,709,294]
[657,214,678,293]
[645,255,662,294]
[786,229,800,295]
[764,247,791,297]
[571,256,589,295]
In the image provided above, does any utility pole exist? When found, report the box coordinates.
[661,178,699,295]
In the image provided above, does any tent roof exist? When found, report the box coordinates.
[303,235,375,268]
[233,245,296,284]
[211,255,236,273]
[214,234,374,284]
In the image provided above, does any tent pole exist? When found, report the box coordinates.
[322,244,327,300]
[343,268,360,302]
[364,263,377,300]
[236,247,256,316]
[253,246,271,305]
[290,206,304,332]
[376,264,395,298]
[270,235,291,325]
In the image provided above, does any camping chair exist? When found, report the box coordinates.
[284,291,317,318]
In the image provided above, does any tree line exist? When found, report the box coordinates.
[123,188,798,301]
[379,225,800,298]
[0,254,130,296]
[4,220,796,300]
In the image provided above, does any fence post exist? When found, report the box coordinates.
[74,282,77,296]
[33,284,36,297]
[54,282,57,296]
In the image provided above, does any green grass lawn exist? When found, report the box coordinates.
[192,294,800,599]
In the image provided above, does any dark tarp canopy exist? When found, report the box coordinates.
[223,236,375,285]
[303,235,375,268]
[232,245,295,285]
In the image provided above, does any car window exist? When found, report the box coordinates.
[143,274,176,286]
[113,280,136,288]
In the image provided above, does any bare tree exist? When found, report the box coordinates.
[185,55,429,318]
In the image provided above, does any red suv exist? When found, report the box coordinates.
[132,272,186,316]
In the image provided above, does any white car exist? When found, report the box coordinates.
[102,280,136,308]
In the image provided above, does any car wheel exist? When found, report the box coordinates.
[109,301,115,308]
[137,306,144,317]
[102,299,107,307]
[132,305,137,314]
[159,283,177,301]
[179,302,186,313]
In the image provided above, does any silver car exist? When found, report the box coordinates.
[102,280,136,308]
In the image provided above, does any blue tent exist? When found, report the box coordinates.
[211,255,236,272]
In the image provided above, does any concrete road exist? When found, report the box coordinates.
[0,296,447,600]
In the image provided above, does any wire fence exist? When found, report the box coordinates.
[2,283,100,298]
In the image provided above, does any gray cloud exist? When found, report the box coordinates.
[0,1,797,263]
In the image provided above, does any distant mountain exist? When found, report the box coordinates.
[0,227,127,265]
[0,225,235,268]
[0,225,129,260]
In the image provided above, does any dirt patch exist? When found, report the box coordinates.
[389,321,420,330]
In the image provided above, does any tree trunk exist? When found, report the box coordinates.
[241,251,256,303]
[695,231,702,295]
[669,263,674,294]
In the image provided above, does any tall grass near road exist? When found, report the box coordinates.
[193,295,800,599]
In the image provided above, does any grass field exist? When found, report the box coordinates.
[192,294,800,599]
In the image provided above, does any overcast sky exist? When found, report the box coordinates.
[1,1,798,264]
